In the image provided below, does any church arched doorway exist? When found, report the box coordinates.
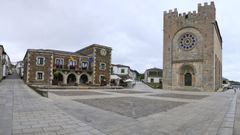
[184,73,192,86]
[179,64,195,87]
[80,74,88,84]
[67,73,77,85]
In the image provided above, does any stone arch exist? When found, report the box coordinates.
[67,73,77,85]
[79,73,91,84]
[179,64,197,74]
[66,72,78,78]
[80,74,88,84]
[179,64,196,86]
[173,26,202,40]
[52,71,64,85]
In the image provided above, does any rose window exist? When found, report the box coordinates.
[179,33,197,51]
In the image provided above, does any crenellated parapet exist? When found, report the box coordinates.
[164,1,215,21]
[198,1,215,9]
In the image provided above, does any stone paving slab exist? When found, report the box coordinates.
[0,75,238,135]
[74,97,186,118]
[0,77,106,135]
[106,90,151,94]
[51,90,235,135]
[150,93,209,99]
[0,79,13,135]
[50,91,109,96]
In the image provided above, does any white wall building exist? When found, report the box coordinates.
[16,61,24,78]
[111,64,137,80]
[111,64,138,87]
[0,45,11,80]
[144,68,162,83]
[129,69,137,81]
[112,64,129,76]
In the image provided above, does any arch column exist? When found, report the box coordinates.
[76,75,80,85]
[63,73,68,85]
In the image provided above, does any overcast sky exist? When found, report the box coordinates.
[0,0,239,81]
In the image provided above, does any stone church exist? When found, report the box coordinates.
[163,2,222,91]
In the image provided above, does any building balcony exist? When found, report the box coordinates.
[55,65,63,69]
[81,67,93,73]
[69,65,76,70]
[53,65,93,73]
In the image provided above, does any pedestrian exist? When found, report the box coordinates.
[234,87,236,94]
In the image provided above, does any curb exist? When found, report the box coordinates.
[217,92,237,135]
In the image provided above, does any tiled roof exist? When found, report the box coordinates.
[111,64,130,68]
[27,49,87,56]
[75,44,112,54]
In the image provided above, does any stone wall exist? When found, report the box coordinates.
[214,26,222,90]
[27,51,52,85]
[0,46,3,80]
[94,46,112,85]
[24,44,112,86]
[163,2,222,91]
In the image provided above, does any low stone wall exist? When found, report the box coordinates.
[29,84,123,90]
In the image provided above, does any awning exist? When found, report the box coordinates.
[111,75,121,80]
[124,79,133,82]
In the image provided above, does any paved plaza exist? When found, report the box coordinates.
[0,75,239,135]
[74,97,186,119]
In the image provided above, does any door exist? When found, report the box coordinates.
[184,73,192,86]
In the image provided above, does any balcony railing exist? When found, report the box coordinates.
[54,64,93,72]
[55,65,63,69]
[69,65,76,70]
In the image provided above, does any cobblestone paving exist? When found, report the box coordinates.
[74,97,186,118]
[1,76,106,135]
[151,93,209,99]
[50,91,108,96]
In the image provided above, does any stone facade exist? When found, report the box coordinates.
[0,45,3,80]
[23,44,112,86]
[163,2,222,91]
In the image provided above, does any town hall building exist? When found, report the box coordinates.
[163,2,222,91]
[23,44,112,86]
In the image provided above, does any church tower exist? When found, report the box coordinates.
[163,2,222,91]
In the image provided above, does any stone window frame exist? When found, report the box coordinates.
[36,56,45,66]
[99,62,106,71]
[36,71,44,81]
[79,57,89,69]
[55,58,64,66]
[80,61,89,70]
[68,59,77,67]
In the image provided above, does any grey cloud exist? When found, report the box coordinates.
[0,0,239,81]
